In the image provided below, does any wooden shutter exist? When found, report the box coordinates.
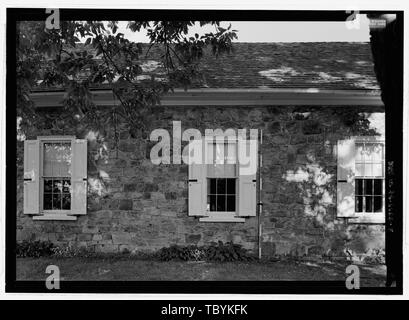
[238,139,257,217]
[337,139,356,217]
[23,140,40,214]
[188,139,207,216]
[70,139,87,215]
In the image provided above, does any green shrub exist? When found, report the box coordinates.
[51,245,95,258]
[16,240,55,258]
[158,242,255,262]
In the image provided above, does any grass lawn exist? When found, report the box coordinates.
[16,257,386,286]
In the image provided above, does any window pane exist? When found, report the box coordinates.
[208,195,217,211]
[44,179,53,192]
[43,193,52,210]
[372,163,383,177]
[225,143,237,164]
[363,145,372,162]
[227,179,236,194]
[355,143,364,161]
[227,195,236,212]
[374,179,383,195]
[216,195,226,211]
[62,180,71,193]
[209,179,217,194]
[355,196,363,212]
[216,179,226,194]
[365,164,373,177]
[62,194,71,210]
[355,179,363,195]
[43,143,72,177]
[374,196,383,212]
[207,142,237,178]
[53,180,63,193]
[372,144,383,162]
[364,179,373,195]
[52,194,62,210]
[365,196,373,212]
[214,143,224,164]
[355,163,365,176]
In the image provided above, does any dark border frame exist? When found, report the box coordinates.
[5,8,404,294]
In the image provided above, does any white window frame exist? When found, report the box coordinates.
[33,136,77,221]
[337,136,385,224]
[200,137,245,222]
[350,137,385,224]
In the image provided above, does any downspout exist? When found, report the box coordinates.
[257,129,263,260]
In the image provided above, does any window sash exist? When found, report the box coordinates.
[206,141,238,178]
[354,141,385,214]
[40,140,73,213]
[207,178,237,212]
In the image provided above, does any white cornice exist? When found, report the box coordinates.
[29,88,384,107]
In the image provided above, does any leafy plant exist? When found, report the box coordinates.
[16,240,55,258]
[50,245,95,258]
[158,242,255,262]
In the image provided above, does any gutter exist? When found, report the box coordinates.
[29,88,384,107]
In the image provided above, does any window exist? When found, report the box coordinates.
[23,136,87,220]
[42,142,72,211]
[207,142,237,213]
[187,136,257,222]
[337,137,385,224]
[354,141,384,215]
[207,178,236,212]
[355,179,383,213]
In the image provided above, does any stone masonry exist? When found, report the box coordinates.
[16,105,385,260]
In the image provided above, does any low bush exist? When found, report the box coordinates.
[17,240,256,262]
[16,240,55,258]
[51,245,95,258]
[158,242,255,262]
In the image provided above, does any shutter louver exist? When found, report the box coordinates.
[188,139,207,216]
[337,139,356,218]
[23,140,40,214]
[238,139,257,217]
[70,139,87,215]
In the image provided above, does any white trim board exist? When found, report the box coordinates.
[30,89,384,107]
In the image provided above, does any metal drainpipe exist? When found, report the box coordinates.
[257,129,263,260]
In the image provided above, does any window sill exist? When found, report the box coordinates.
[199,213,245,223]
[33,214,77,221]
[342,212,385,224]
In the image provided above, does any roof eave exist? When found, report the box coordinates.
[29,88,384,107]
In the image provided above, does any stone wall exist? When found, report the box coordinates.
[16,105,385,261]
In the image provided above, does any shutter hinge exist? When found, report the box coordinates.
[338,180,348,183]
[24,178,32,181]
[188,179,198,182]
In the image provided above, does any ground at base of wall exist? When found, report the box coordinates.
[16,257,386,286]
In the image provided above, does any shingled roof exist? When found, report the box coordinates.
[196,42,379,90]
[34,42,380,92]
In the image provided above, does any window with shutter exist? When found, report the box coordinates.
[337,137,385,224]
[23,136,87,221]
[189,136,257,222]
